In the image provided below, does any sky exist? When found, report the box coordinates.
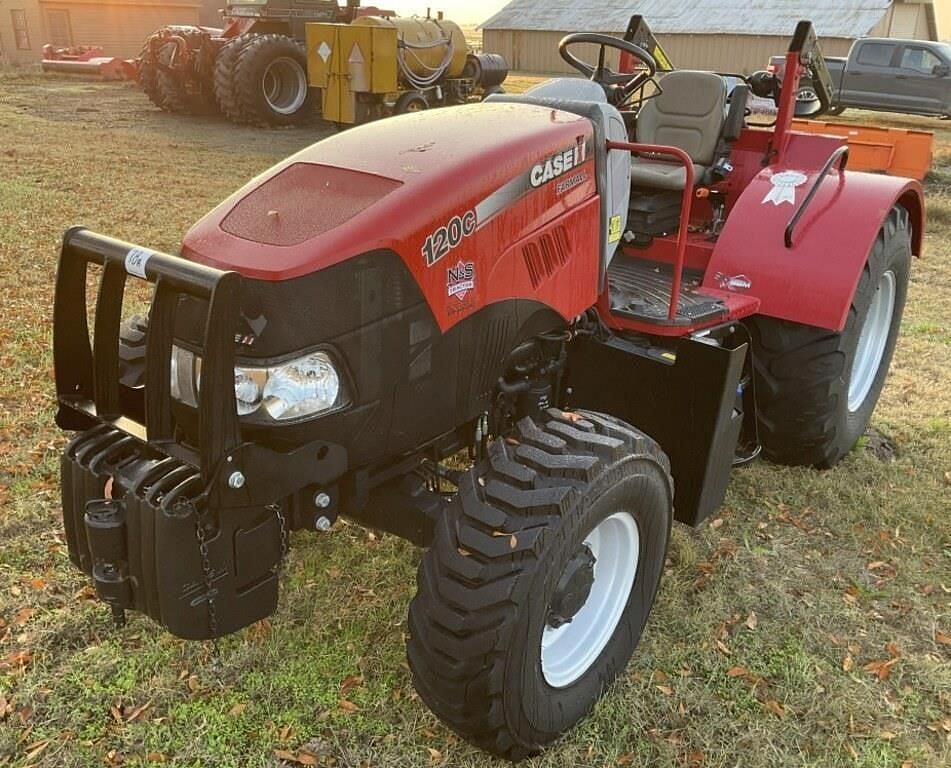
[382,1,509,25]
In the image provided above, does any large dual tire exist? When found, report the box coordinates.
[749,204,912,467]
[213,35,253,122]
[231,34,315,126]
[407,409,673,759]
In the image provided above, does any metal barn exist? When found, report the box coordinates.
[481,0,941,75]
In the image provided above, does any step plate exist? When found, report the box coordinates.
[608,258,727,326]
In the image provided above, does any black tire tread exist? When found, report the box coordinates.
[749,204,911,467]
[233,34,312,127]
[214,35,253,122]
[407,409,672,759]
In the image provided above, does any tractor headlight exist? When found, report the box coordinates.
[170,346,349,421]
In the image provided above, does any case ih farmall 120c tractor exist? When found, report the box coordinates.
[53,18,922,759]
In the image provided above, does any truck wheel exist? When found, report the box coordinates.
[214,35,253,123]
[407,410,673,759]
[394,91,428,114]
[749,204,912,468]
[233,34,314,126]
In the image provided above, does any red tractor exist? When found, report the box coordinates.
[53,20,922,759]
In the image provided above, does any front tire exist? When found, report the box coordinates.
[749,205,912,467]
[407,410,673,759]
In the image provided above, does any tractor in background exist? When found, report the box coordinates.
[139,0,367,126]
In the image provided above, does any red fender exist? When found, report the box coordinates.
[704,164,923,331]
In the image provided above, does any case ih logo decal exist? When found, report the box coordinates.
[422,210,477,267]
[530,137,589,189]
[447,261,475,301]
[763,171,808,206]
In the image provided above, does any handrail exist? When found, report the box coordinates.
[784,144,849,248]
[607,140,694,321]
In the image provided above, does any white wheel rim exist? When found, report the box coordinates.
[541,511,640,689]
[262,57,307,115]
[848,270,896,413]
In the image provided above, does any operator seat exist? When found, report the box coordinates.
[630,70,727,191]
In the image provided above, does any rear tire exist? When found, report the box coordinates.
[407,410,673,759]
[749,205,911,467]
[214,34,253,122]
[233,34,314,126]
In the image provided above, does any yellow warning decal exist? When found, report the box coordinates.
[653,46,673,72]
[661,352,677,362]
[609,215,623,243]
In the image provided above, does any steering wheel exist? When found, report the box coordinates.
[558,32,657,106]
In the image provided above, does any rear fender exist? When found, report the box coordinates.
[704,167,923,331]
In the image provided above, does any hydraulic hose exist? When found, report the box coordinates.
[397,34,455,90]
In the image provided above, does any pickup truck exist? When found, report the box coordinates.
[770,37,951,117]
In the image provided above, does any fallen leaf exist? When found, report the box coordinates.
[186,675,200,692]
[426,746,443,761]
[13,607,34,627]
[716,640,732,655]
[726,666,748,678]
[877,729,897,741]
[863,658,898,681]
[229,702,247,717]
[126,702,151,722]
[745,611,758,631]
[710,518,724,529]
[339,675,364,695]
[935,630,951,646]
[338,699,360,713]
[843,654,854,672]
[655,685,674,696]
[764,699,785,718]
[274,749,298,763]
[146,752,167,763]
[24,740,49,761]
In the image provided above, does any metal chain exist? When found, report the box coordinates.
[270,503,289,572]
[192,505,220,641]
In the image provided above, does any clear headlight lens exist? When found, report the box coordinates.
[262,354,341,421]
[170,346,348,421]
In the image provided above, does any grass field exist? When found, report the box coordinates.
[0,69,949,768]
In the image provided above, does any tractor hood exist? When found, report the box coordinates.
[181,102,596,281]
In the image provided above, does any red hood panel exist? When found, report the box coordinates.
[220,163,403,247]
[181,103,594,281]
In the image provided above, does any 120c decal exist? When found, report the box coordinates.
[423,210,477,267]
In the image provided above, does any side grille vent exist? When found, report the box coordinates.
[522,226,571,289]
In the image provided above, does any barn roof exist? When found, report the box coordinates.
[481,0,895,38]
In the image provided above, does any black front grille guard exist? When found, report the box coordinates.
[55,227,241,483]
[54,227,347,507]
